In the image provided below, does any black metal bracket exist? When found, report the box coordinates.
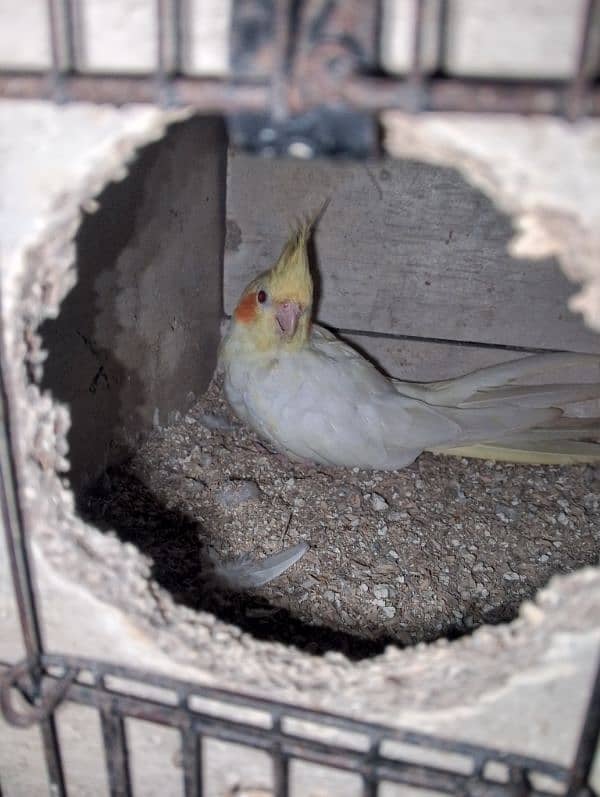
[229,0,379,157]
[0,657,77,728]
[227,107,377,158]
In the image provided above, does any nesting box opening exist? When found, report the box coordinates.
[37,115,600,662]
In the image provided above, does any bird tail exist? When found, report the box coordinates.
[397,353,600,408]
[429,425,600,464]
[406,353,600,464]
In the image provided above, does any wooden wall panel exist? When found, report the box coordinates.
[224,154,600,354]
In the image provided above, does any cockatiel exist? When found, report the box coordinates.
[220,216,600,470]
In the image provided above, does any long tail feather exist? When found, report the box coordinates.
[430,435,600,465]
[397,353,600,407]
[397,352,600,463]
[455,383,600,409]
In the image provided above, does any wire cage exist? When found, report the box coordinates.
[1,1,600,796]
[1,0,599,152]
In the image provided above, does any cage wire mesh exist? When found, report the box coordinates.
[1,1,600,796]
[0,0,599,144]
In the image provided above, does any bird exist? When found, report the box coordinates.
[219,213,600,470]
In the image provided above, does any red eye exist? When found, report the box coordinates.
[257,290,267,304]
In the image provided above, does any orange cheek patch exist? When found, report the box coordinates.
[234,292,258,323]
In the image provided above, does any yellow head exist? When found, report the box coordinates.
[232,212,321,352]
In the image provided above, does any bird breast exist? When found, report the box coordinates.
[221,331,416,467]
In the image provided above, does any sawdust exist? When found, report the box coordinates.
[83,375,600,659]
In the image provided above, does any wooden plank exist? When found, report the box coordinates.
[224,153,600,354]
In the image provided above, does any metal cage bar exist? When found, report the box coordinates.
[408,0,427,112]
[567,0,600,120]
[0,0,597,122]
[271,715,290,797]
[46,0,77,101]
[567,655,600,796]
[0,317,68,796]
[181,727,203,797]
[3,651,600,796]
[100,709,133,797]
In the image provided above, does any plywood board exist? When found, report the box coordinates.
[224,154,600,354]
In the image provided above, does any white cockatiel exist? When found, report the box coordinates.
[220,218,600,469]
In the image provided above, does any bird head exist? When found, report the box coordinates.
[232,210,324,352]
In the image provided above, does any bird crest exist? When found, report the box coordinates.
[268,199,329,306]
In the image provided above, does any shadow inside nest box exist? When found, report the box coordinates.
[81,465,397,660]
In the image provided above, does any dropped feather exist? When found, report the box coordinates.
[210,541,309,590]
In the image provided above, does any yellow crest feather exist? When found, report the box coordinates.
[269,199,330,306]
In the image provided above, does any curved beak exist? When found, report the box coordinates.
[276,301,303,337]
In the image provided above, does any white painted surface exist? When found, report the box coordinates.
[444,0,587,78]
[0,0,51,68]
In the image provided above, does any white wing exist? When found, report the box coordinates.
[224,324,600,468]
